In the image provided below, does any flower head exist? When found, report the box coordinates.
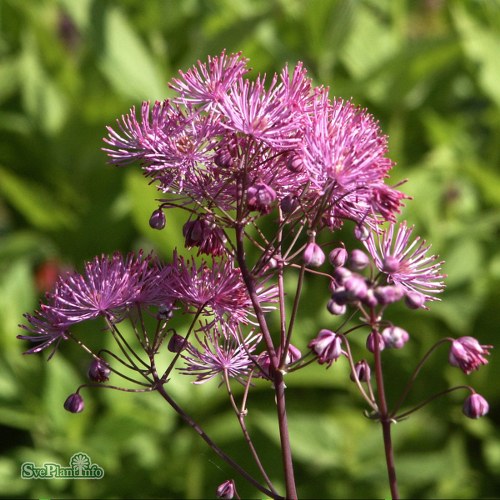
[463,393,489,419]
[179,326,261,384]
[364,221,445,301]
[449,336,492,374]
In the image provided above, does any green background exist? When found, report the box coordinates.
[1,0,499,498]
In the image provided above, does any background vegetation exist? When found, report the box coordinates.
[1,0,499,498]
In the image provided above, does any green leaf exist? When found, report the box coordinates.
[98,7,166,101]
[0,166,76,230]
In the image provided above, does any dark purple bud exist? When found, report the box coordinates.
[327,299,346,315]
[280,195,298,214]
[381,326,409,349]
[366,332,385,353]
[168,333,187,353]
[88,358,111,383]
[247,183,277,214]
[64,393,84,413]
[344,274,368,300]
[149,208,166,230]
[216,479,236,499]
[382,255,400,273]
[463,393,489,419]
[287,155,303,173]
[374,285,405,305]
[404,291,426,309]
[329,246,348,267]
[331,286,350,305]
[303,242,325,267]
[350,360,371,382]
[361,288,378,307]
[183,219,205,246]
[354,224,370,241]
[348,249,370,271]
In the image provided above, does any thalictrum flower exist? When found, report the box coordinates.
[449,336,492,374]
[179,326,261,384]
[363,221,445,301]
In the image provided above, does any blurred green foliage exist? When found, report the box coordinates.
[1,0,499,498]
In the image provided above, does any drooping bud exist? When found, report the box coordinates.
[348,249,370,271]
[463,393,489,419]
[246,183,277,214]
[449,337,492,374]
[216,479,236,499]
[333,266,352,285]
[329,246,348,268]
[284,344,302,364]
[354,224,370,241]
[382,255,400,273]
[157,303,174,321]
[168,333,187,353]
[88,358,111,383]
[361,288,378,307]
[63,393,84,413]
[149,208,166,230]
[381,326,410,349]
[308,329,344,367]
[331,286,350,306]
[303,242,325,267]
[366,332,385,353]
[350,360,371,382]
[404,291,426,309]
[327,299,346,315]
[183,219,205,246]
[374,285,405,305]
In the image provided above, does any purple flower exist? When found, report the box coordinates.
[149,208,166,229]
[449,337,492,374]
[308,329,344,367]
[182,217,227,256]
[246,182,277,214]
[350,360,371,382]
[329,246,348,267]
[363,222,445,301]
[179,327,261,384]
[463,393,489,419]
[163,253,277,327]
[169,50,250,109]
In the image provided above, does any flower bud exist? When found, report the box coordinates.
[287,155,303,173]
[303,242,325,267]
[331,286,350,305]
[381,326,409,349]
[216,479,236,499]
[404,291,426,309]
[280,195,298,214]
[64,393,84,413]
[329,246,348,267]
[88,358,111,383]
[157,303,174,321]
[247,183,277,214]
[285,344,302,364]
[382,255,400,273]
[149,208,166,230]
[463,393,489,419]
[168,333,187,353]
[374,285,405,305]
[183,219,205,246]
[308,329,344,367]
[348,249,370,271]
[350,360,371,382]
[361,288,378,307]
[354,224,370,241]
[344,274,368,300]
[327,299,346,315]
[449,337,492,374]
[366,332,385,353]
[333,266,352,285]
